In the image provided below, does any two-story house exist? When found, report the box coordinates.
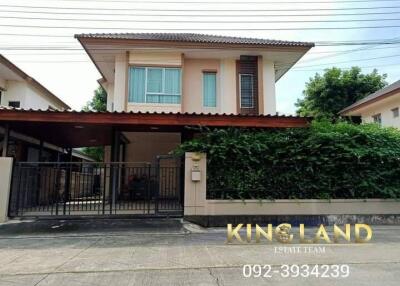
[0,33,313,217]
[76,33,314,163]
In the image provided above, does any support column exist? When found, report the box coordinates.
[63,148,72,215]
[1,124,9,157]
[110,129,121,213]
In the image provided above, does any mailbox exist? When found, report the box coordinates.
[191,169,201,182]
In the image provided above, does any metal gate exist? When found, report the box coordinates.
[8,157,183,217]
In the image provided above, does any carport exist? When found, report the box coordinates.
[0,106,310,218]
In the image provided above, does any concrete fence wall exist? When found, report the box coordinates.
[0,157,13,223]
[183,152,400,225]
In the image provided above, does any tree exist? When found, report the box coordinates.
[83,86,107,112]
[296,67,387,119]
[81,86,107,161]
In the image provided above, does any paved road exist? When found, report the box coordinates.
[0,219,398,285]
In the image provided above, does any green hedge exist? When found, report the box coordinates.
[175,121,400,199]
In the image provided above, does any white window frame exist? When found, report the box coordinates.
[239,73,254,109]
[372,113,382,125]
[144,67,181,104]
[391,107,399,118]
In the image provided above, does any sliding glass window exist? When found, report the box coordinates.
[129,67,181,104]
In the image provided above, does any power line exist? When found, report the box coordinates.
[2,23,400,30]
[11,0,400,4]
[1,38,400,47]
[2,8,400,17]
[2,3,400,12]
[288,53,400,68]
[291,61,400,72]
[3,43,400,56]
[2,15,400,24]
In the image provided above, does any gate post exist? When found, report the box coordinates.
[0,157,13,223]
[184,152,207,216]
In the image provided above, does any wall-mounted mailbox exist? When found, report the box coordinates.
[191,169,201,182]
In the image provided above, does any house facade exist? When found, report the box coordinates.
[0,54,93,162]
[0,54,69,110]
[0,33,313,218]
[340,80,400,128]
[76,33,314,163]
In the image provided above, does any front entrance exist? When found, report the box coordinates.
[8,156,183,218]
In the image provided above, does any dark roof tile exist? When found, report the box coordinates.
[75,32,314,48]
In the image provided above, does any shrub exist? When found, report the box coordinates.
[175,121,400,199]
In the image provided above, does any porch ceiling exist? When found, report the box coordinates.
[0,107,311,148]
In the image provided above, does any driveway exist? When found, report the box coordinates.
[0,219,398,285]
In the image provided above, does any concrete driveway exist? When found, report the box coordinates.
[0,219,398,285]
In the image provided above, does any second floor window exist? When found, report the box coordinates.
[392,107,399,118]
[129,67,181,104]
[203,72,217,108]
[239,74,254,108]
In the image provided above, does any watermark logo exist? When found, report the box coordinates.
[226,223,372,243]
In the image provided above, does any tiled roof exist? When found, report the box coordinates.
[340,79,400,114]
[0,105,308,119]
[75,33,314,48]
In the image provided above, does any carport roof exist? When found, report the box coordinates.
[0,107,311,148]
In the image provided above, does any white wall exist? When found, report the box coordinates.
[359,93,400,128]
[1,80,27,106]
[1,80,65,110]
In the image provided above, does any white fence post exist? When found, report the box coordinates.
[0,157,13,223]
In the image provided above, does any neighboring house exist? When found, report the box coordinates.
[76,33,314,162]
[0,54,92,162]
[0,54,69,110]
[340,80,400,128]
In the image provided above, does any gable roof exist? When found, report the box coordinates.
[340,80,400,115]
[0,54,70,110]
[75,33,314,48]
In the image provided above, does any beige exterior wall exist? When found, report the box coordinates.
[0,157,13,222]
[219,59,237,114]
[358,93,400,128]
[183,58,221,114]
[113,53,128,112]
[127,103,181,113]
[262,59,276,115]
[124,132,181,163]
[129,52,182,66]
[110,51,276,115]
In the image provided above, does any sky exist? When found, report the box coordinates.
[0,0,399,114]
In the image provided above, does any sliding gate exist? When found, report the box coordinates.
[8,157,183,217]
